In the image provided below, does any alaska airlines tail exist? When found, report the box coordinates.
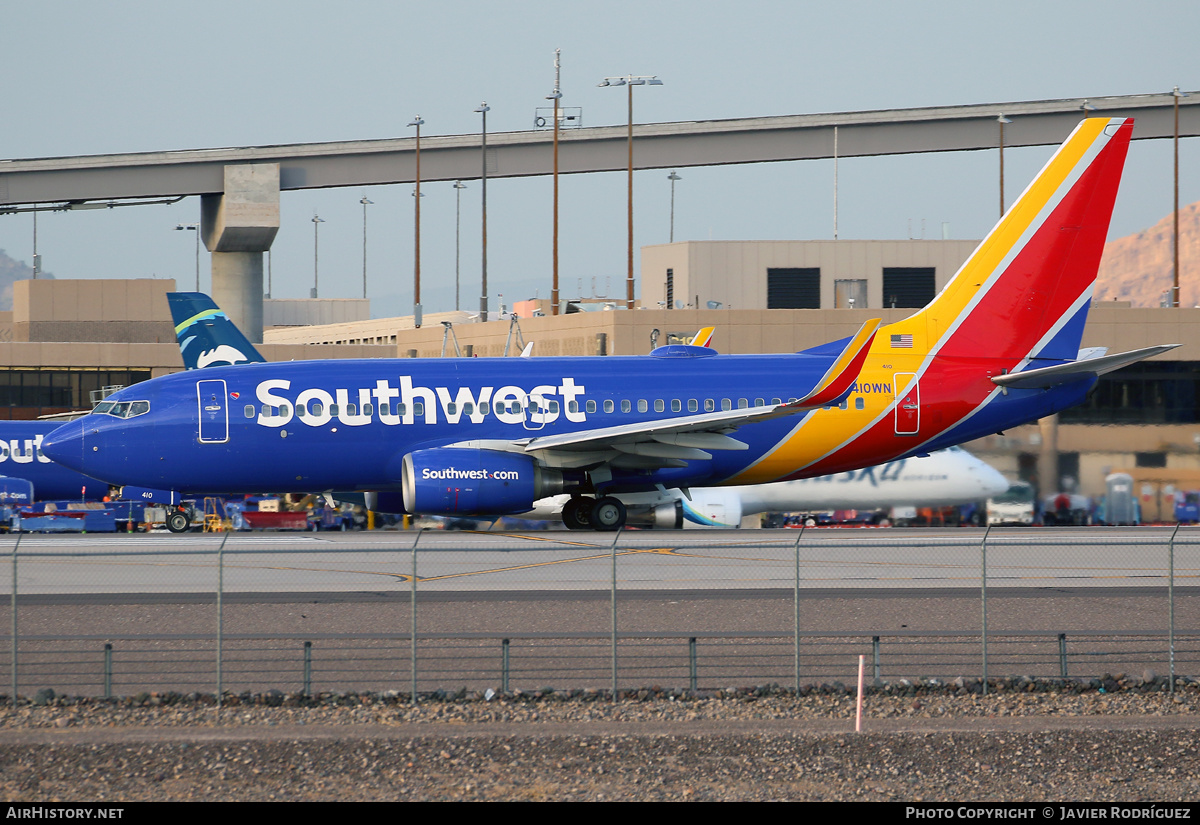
[168,293,267,370]
[883,117,1133,365]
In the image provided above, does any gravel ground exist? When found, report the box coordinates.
[3,678,1200,801]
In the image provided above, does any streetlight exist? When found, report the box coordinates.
[599,74,663,310]
[408,116,424,327]
[997,114,1012,218]
[548,49,562,316]
[668,171,681,243]
[475,102,490,321]
[1174,87,1189,308]
[453,181,467,311]
[32,205,40,280]
[175,224,200,291]
[311,214,324,298]
[360,195,373,300]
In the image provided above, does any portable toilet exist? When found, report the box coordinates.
[1104,472,1137,525]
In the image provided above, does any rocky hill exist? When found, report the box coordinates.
[0,248,54,311]
[1094,201,1200,307]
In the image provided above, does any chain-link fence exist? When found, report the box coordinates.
[3,527,1198,701]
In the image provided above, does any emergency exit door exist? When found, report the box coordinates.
[893,373,919,436]
[197,379,229,444]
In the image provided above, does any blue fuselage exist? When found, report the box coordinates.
[40,353,1090,501]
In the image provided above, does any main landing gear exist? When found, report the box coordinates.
[562,496,627,531]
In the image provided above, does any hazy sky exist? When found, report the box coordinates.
[2,0,1198,318]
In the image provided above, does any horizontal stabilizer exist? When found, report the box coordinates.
[991,344,1180,389]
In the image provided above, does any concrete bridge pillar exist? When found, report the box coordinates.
[200,163,280,343]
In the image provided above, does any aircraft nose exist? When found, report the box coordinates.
[41,418,88,471]
[974,460,1009,498]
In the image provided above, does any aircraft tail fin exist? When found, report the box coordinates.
[167,292,267,370]
[882,117,1134,366]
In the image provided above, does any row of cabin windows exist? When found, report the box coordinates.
[243,395,869,420]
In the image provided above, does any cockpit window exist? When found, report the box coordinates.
[92,400,150,419]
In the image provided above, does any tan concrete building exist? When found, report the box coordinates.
[640,240,981,311]
[0,279,390,419]
[4,251,1199,515]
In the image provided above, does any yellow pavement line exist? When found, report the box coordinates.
[463,530,604,548]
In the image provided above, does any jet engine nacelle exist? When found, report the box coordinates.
[401,448,563,515]
[651,499,683,529]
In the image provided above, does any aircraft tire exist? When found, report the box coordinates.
[590,497,627,531]
[562,497,592,530]
[166,511,190,533]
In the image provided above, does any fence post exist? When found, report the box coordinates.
[610,528,622,701]
[793,528,804,692]
[1058,633,1068,678]
[303,641,312,697]
[9,534,19,707]
[410,528,424,705]
[1169,523,1180,695]
[689,637,697,692]
[103,643,113,699]
[980,525,991,696]
[872,635,881,682]
[216,532,228,710]
[502,638,510,694]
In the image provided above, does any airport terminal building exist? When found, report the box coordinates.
[3,237,1197,518]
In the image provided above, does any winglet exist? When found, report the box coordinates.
[168,292,267,370]
[690,327,715,348]
[789,318,880,408]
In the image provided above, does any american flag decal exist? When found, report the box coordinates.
[890,334,913,348]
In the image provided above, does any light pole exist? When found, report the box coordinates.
[175,224,200,291]
[311,214,324,298]
[453,181,466,311]
[408,116,424,326]
[997,114,1012,218]
[599,74,663,310]
[548,49,562,315]
[1174,87,1188,308]
[31,206,40,279]
[668,171,681,243]
[475,102,490,321]
[360,195,373,300]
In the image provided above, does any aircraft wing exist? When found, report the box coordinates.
[520,319,879,462]
[991,344,1179,390]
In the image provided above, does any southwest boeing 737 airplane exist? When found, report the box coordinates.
[42,117,1176,530]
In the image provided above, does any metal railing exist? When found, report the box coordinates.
[4,527,1199,702]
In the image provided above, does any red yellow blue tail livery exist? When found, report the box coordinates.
[42,117,1175,530]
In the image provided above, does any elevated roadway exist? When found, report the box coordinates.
[1,92,1197,205]
[3,92,1196,343]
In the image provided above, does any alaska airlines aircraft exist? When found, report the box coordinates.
[528,446,1008,528]
[170,293,268,370]
[42,118,1175,530]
